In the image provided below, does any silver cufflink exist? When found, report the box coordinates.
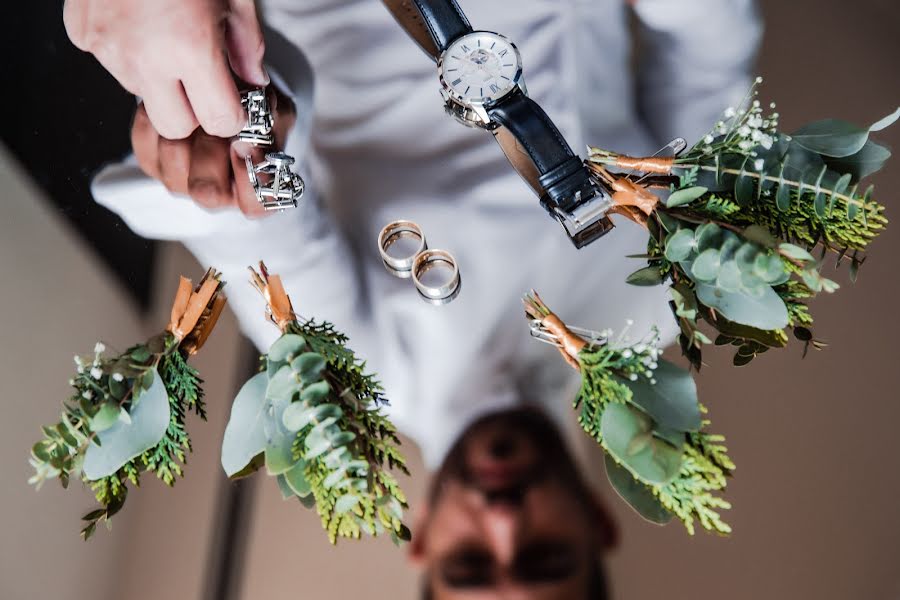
[239,88,305,211]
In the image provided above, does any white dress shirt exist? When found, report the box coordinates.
[93,0,761,468]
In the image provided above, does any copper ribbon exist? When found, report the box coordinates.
[166,268,227,355]
[612,155,675,175]
[248,262,296,331]
[586,163,662,227]
[543,314,588,371]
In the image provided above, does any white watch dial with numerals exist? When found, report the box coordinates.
[438,31,522,105]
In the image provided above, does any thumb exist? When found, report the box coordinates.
[225,0,269,87]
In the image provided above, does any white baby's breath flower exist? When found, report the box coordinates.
[724,107,736,118]
[755,76,763,83]
[629,373,638,381]
[703,134,714,144]
[650,378,657,385]
[68,378,75,386]
[74,355,83,368]
[112,373,124,382]
[737,125,751,137]
[625,319,634,326]
[759,134,774,150]
[94,342,106,354]
[82,390,93,400]
[739,140,754,151]
[754,158,765,171]
[622,349,633,359]
[90,367,103,380]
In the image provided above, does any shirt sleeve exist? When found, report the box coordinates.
[632,0,763,146]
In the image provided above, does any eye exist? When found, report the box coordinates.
[440,548,494,588]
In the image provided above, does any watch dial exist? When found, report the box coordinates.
[441,32,520,103]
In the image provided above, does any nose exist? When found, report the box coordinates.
[482,502,523,566]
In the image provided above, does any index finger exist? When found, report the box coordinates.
[182,43,246,138]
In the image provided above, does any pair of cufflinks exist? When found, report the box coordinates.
[238,89,305,211]
[378,220,461,305]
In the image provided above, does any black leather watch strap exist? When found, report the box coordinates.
[487,89,594,212]
[382,0,472,60]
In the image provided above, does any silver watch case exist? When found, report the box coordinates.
[437,31,526,129]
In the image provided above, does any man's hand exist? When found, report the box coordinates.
[64,0,268,140]
[131,88,297,216]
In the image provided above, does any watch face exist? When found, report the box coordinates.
[438,31,522,105]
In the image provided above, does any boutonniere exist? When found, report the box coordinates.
[221,263,410,544]
[525,292,733,534]
[588,80,895,368]
[30,269,226,539]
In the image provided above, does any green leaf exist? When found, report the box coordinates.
[670,283,698,321]
[734,161,754,204]
[335,494,360,514]
[604,454,672,524]
[275,473,295,500]
[323,467,349,489]
[300,381,331,404]
[754,253,788,283]
[263,388,297,476]
[868,106,900,132]
[791,119,869,157]
[695,283,789,331]
[823,139,892,182]
[666,186,708,208]
[664,229,696,262]
[656,211,681,233]
[31,441,51,462]
[600,403,682,486]
[291,352,326,383]
[328,431,356,447]
[775,164,792,211]
[268,334,307,363]
[778,243,815,263]
[83,368,170,480]
[691,249,721,282]
[694,223,722,252]
[221,372,269,477]
[266,365,301,401]
[89,402,121,433]
[716,260,743,293]
[284,459,312,496]
[281,403,313,432]
[130,346,151,363]
[741,225,777,249]
[621,360,701,432]
[626,266,665,287]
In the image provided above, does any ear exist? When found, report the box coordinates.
[591,493,619,551]
[407,500,430,567]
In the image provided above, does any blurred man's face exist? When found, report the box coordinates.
[410,410,614,600]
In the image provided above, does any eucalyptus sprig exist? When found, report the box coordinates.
[588,79,895,367]
[221,263,409,544]
[29,268,226,539]
[524,292,733,535]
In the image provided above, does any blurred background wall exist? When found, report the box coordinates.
[1,0,898,599]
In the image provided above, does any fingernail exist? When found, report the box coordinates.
[253,65,270,87]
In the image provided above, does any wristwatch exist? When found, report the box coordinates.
[382,0,614,248]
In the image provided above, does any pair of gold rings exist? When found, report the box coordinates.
[378,221,461,305]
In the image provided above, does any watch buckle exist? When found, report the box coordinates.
[554,191,615,248]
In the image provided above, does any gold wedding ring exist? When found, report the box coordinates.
[378,220,427,279]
